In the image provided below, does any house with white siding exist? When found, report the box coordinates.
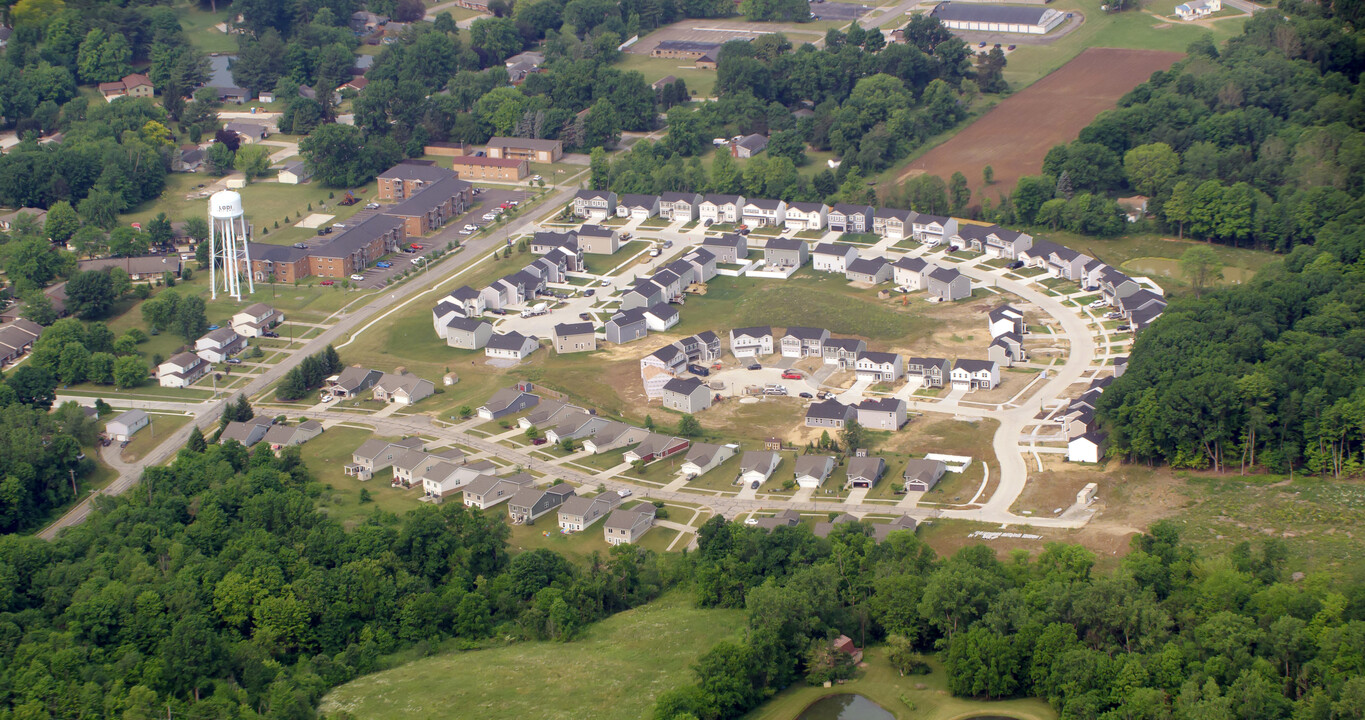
[811,243,858,273]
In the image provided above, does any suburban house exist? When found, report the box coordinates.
[872,516,919,542]
[1068,432,1108,463]
[544,411,608,445]
[785,202,828,231]
[955,224,1033,259]
[644,303,680,332]
[822,337,866,368]
[0,319,42,366]
[988,305,1025,337]
[857,398,907,430]
[781,326,829,358]
[812,243,858,273]
[220,416,275,447]
[731,133,769,158]
[443,316,494,350]
[763,237,808,269]
[902,458,947,492]
[846,256,892,284]
[519,399,578,430]
[0,207,45,232]
[575,224,620,254]
[262,420,324,450]
[616,194,660,219]
[463,473,536,510]
[911,214,958,245]
[805,399,855,429]
[420,461,489,503]
[742,198,787,228]
[581,421,649,454]
[224,121,268,142]
[1175,0,1221,20]
[660,192,703,222]
[926,267,972,301]
[486,137,562,163]
[828,204,873,234]
[681,442,736,477]
[373,371,435,405]
[558,493,622,532]
[905,357,950,388]
[892,256,929,289]
[794,454,835,489]
[639,332,722,397]
[988,332,1026,367]
[951,359,1000,390]
[699,194,745,224]
[278,161,311,184]
[327,366,383,398]
[604,504,655,545]
[845,452,885,489]
[531,231,578,255]
[572,190,618,219]
[393,448,465,488]
[872,208,913,239]
[607,309,649,344]
[77,255,182,282]
[752,509,801,531]
[729,326,774,358]
[98,73,154,101]
[855,351,904,382]
[106,410,149,442]
[345,437,424,480]
[194,327,247,363]
[485,331,539,361]
[701,233,748,263]
[231,303,284,338]
[624,433,690,465]
[156,352,207,388]
[662,377,712,413]
[739,451,782,485]
[508,484,577,524]
[477,383,540,420]
[620,279,666,311]
[814,514,860,538]
[552,322,597,354]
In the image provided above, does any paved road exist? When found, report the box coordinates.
[38,183,585,540]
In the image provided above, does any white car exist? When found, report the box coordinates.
[458,229,472,235]
[532,175,542,181]
[617,489,632,497]
[412,257,426,265]
[482,213,496,220]
[1089,300,1107,308]
[463,224,477,231]
[350,274,365,281]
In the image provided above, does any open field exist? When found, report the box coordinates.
[615,54,719,98]
[319,592,746,720]
[746,650,1055,720]
[895,47,1182,201]
[174,4,238,54]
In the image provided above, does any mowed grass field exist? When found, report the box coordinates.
[319,592,745,720]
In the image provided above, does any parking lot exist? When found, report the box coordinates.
[810,1,872,21]
[348,187,531,288]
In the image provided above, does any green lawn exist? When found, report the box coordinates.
[174,4,239,55]
[582,241,649,275]
[120,412,194,463]
[1044,230,1273,294]
[303,426,426,528]
[614,54,718,98]
[319,592,746,720]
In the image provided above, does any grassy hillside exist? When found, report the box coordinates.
[319,592,745,720]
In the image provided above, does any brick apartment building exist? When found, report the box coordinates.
[450,155,529,181]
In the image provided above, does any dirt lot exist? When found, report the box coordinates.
[894,47,1181,203]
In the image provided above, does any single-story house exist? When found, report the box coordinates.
[902,458,947,492]
[373,371,435,405]
[106,410,150,442]
[624,433,690,465]
[681,442,736,477]
[739,451,782,486]
[1068,432,1108,463]
[794,454,835,489]
[845,453,885,489]
[477,383,540,420]
[220,416,275,447]
[262,420,324,450]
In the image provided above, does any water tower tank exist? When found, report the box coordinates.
[209,190,244,220]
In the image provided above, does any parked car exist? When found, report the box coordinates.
[1008,44,1016,50]
[747,363,761,371]
[489,308,507,315]
[703,219,713,227]
[225,358,241,364]
[402,247,417,253]
[781,371,803,380]
[207,325,219,331]
[1008,260,1024,269]
[662,240,673,249]
[579,313,592,321]
[1088,300,1107,308]
[463,224,477,231]
[617,489,632,497]
[365,203,379,209]
[649,248,661,257]
[750,480,760,489]
[531,438,547,445]
[621,232,632,240]
[584,289,595,297]
[1116,325,1132,332]
[410,243,423,250]
[376,261,392,268]
[459,229,472,235]
[687,363,710,377]
[798,392,814,399]
[350,274,365,281]
[320,280,335,286]
[262,331,279,338]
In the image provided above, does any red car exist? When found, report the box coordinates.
[499,203,511,209]
[320,280,335,286]
[781,371,803,380]
[409,243,423,250]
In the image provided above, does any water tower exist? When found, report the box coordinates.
[207,190,254,301]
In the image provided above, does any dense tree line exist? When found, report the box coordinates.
[655,517,1365,720]
[999,3,1365,250]
[1099,230,1365,475]
[275,345,343,401]
[0,433,675,716]
[24,316,155,392]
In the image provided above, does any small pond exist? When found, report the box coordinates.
[795,694,895,720]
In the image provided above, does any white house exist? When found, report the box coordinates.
[158,352,209,388]
[793,454,835,489]
[729,326,774,358]
[1175,0,1220,20]
[1068,432,1108,463]
[231,303,284,338]
[699,194,744,224]
[106,409,150,441]
[784,202,828,231]
[485,332,539,361]
[195,327,247,363]
[681,442,736,477]
[739,451,781,486]
[811,243,858,273]
[855,351,904,382]
[950,359,1000,390]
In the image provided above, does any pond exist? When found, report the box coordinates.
[795,694,895,720]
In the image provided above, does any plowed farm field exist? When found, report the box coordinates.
[895,47,1182,201]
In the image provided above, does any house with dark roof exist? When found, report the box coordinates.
[987,304,1025,338]
[822,337,866,367]
[739,451,782,485]
[195,327,246,363]
[644,303,680,332]
[486,331,539,361]
[752,508,802,531]
[905,357,950,388]
[604,504,655,545]
[701,233,748,264]
[846,256,892,284]
[681,442,736,477]
[951,359,999,390]
[763,237,807,268]
[553,322,597,354]
[926,266,971,301]
[574,224,619,255]
[607,308,649,344]
[902,458,946,492]
[812,243,858,273]
[660,191,703,222]
[780,326,829,358]
[855,350,903,382]
[988,332,1026,367]
[911,214,957,245]
[373,371,435,405]
[1068,432,1108,463]
[262,420,324,450]
[828,204,873,234]
[327,366,383,398]
[558,493,622,532]
[699,194,745,224]
[794,455,835,489]
[729,326,774,358]
[616,194,660,219]
[443,316,493,350]
[954,224,1033,259]
[742,198,786,228]
[662,376,711,413]
[857,397,907,430]
[805,399,855,429]
[478,383,540,420]
[508,484,576,524]
[873,208,914,240]
[221,416,275,447]
[582,421,649,455]
[892,256,930,290]
[0,319,43,366]
[731,133,769,158]
[845,453,885,489]
[463,473,536,510]
[624,433,690,465]
[572,190,617,219]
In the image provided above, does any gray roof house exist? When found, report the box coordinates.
[624,433,690,465]
[951,359,1000,390]
[905,357,950,388]
[763,237,808,269]
[328,367,383,398]
[855,350,904,382]
[346,436,424,479]
[582,421,650,454]
[485,331,539,361]
[873,515,919,542]
[220,416,274,447]
[814,513,860,538]
[545,411,610,445]
[752,508,801,531]
[811,243,859,273]
[857,397,907,430]
[572,190,617,219]
[607,308,649,344]
[926,266,971,301]
[477,383,540,420]
[846,256,892,284]
[729,326,774,358]
[701,233,748,264]
[732,133,768,158]
[604,504,656,545]
[742,198,787,228]
[557,493,622,532]
[739,451,782,485]
[902,458,947,492]
[872,208,914,239]
[463,473,536,510]
[822,337,866,367]
[616,193,660,219]
[805,399,855,429]
[445,316,494,350]
[892,256,930,290]
[781,326,829,358]
[662,376,712,414]
[519,399,578,430]
[553,322,597,354]
[620,279,666,311]
[954,224,1033,259]
[508,484,577,524]
[828,204,873,234]
[262,420,323,449]
[373,371,436,405]
[988,332,1025,368]
[784,201,828,231]
[660,191,703,221]
[699,194,745,224]
[793,455,835,489]
[643,303,680,332]
[988,304,1025,338]
[681,442,736,477]
[106,410,150,441]
[845,453,886,488]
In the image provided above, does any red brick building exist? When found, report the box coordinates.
[450,155,529,181]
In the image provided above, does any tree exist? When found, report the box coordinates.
[982,165,994,186]
[949,172,971,213]
[8,365,57,407]
[187,425,207,453]
[589,146,609,190]
[276,368,307,402]
[839,419,866,453]
[113,356,148,389]
[1179,245,1223,298]
[1124,142,1180,197]
[175,295,209,341]
[232,144,271,180]
[76,29,132,84]
[21,292,58,326]
[678,414,702,437]
[206,142,235,176]
[65,270,116,320]
[300,123,381,188]
[44,200,79,244]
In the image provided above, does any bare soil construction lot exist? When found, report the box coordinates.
[895,47,1182,200]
